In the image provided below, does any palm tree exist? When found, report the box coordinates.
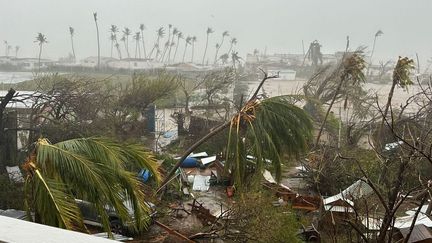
[172,32,183,63]
[93,12,101,69]
[157,72,313,191]
[182,36,192,63]
[69,27,76,62]
[166,27,178,63]
[120,36,127,59]
[134,32,141,59]
[160,41,170,63]
[367,30,383,76]
[3,41,8,56]
[220,53,229,64]
[7,45,12,57]
[34,33,48,72]
[114,43,122,59]
[14,46,19,58]
[380,57,414,128]
[23,137,160,235]
[109,33,117,58]
[190,36,197,63]
[231,51,242,69]
[123,27,132,58]
[149,27,164,60]
[315,51,366,146]
[139,24,147,59]
[214,31,229,64]
[202,27,214,65]
[213,43,220,65]
[227,37,237,56]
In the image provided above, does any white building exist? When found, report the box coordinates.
[107,58,164,70]
[80,56,117,68]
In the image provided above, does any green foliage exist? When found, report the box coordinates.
[227,192,301,243]
[0,174,24,209]
[121,71,180,111]
[24,137,160,235]
[393,56,415,90]
[225,96,313,189]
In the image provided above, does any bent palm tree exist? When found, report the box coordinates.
[214,31,229,64]
[190,36,197,63]
[15,46,19,58]
[34,33,48,73]
[69,27,76,62]
[149,27,164,60]
[23,137,160,235]
[227,37,237,56]
[110,25,121,59]
[139,24,147,59]
[123,27,132,58]
[167,28,178,63]
[172,32,183,63]
[182,36,192,63]
[134,32,141,58]
[202,27,214,65]
[93,13,100,69]
[158,72,313,191]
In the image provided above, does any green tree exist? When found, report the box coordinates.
[379,56,414,129]
[34,33,48,73]
[23,137,160,235]
[158,72,313,191]
[202,27,214,65]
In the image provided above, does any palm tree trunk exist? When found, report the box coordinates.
[202,34,209,65]
[126,37,130,58]
[191,43,195,63]
[182,43,188,63]
[314,77,345,146]
[70,36,76,62]
[38,45,43,73]
[110,41,113,58]
[380,80,397,128]
[135,41,138,58]
[227,43,233,56]
[167,36,175,63]
[141,31,147,59]
[367,36,378,77]
[94,19,101,70]
[214,48,219,65]
[173,37,180,63]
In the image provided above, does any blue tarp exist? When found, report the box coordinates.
[181,157,199,168]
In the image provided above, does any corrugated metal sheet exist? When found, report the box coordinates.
[324,205,354,213]
[0,215,119,243]
[192,175,211,191]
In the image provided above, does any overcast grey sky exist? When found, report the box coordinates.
[1,0,431,65]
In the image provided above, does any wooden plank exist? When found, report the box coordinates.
[154,220,195,243]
